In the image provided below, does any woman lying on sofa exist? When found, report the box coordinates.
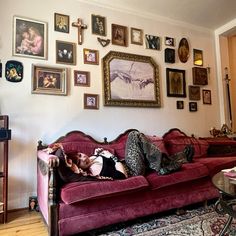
[57,130,194,181]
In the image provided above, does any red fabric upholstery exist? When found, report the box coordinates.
[60,176,149,204]
[145,162,209,190]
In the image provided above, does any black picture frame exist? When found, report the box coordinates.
[56,40,76,65]
[166,68,186,97]
[189,102,198,112]
[165,48,175,63]
[91,14,106,36]
[54,13,70,33]
[176,100,184,109]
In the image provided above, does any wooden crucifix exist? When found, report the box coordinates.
[72,18,87,45]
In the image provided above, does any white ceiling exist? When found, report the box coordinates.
[81,0,236,31]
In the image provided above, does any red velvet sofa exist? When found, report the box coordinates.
[37,128,236,236]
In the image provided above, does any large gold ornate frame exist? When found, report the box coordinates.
[102,51,161,107]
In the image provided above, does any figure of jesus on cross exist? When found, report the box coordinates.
[72,18,87,45]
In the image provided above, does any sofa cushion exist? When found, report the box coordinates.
[195,156,236,176]
[165,137,209,158]
[60,175,149,204]
[145,162,209,190]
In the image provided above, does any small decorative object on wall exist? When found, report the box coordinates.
[165,37,175,47]
[189,102,197,112]
[189,85,200,100]
[192,67,208,85]
[193,49,203,66]
[74,70,90,86]
[164,48,175,63]
[166,68,186,97]
[103,51,161,107]
[130,27,143,45]
[176,100,184,109]
[91,14,106,36]
[54,13,69,33]
[5,60,23,82]
[178,38,189,63]
[97,37,110,47]
[202,89,212,104]
[56,40,76,65]
[13,16,47,60]
[32,64,67,95]
[145,34,160,50]
[111,24,128,47]
[84,93,99,109]
[83,48,99,65]
[72,18,87,45]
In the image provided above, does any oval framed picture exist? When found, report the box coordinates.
[178,38,189,63]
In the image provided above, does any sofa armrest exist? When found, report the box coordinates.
[37,150,59,236]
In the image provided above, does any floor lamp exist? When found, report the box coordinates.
[225,67,232,131]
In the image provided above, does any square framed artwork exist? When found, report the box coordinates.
[165,48,175,63]
[192,67,208,85]
[193,49,203,66]
[202,89,212,104]
[13,16,47,60]
[74,70,90,86]
[91,14,106,36]
[189,85,200,100]
[83,48,99,65]
[56,40,76,65]
[165,37,175,47]
[111,24,128,47]
[54,13,69,33]
[166,68,186,97]
[189,102,197,112]
[84,93,99,109]
[32,65,67,96]
[145,34,160,50]
[130,27,143,45]
[176,101,184,109]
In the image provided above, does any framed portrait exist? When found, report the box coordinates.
[178,38,189,63]
[84,93,99,109]
[91,14,106,36]
[131,27,143,45]
[188,85,200,100]
[83,48,99,65]
[176,101,184,109]
[189,102,198,112]
[13,16,47,60]
[74,70,90,86]
[193,49,203,66]
[145,34,160,50]
[56,40,76,65]
[202,89,212,104]
[111,24,128,47]
[164,48,175,63]
[192,67,208,85]
[5,60,23,82]
[103,51,161,107]
[54,13,69,33]
[32,65,67,95]
[165,37,175,47]
[166,68,186,97]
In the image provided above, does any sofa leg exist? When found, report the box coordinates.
[203,200,208,208]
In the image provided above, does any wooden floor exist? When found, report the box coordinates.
[0,209,48,236]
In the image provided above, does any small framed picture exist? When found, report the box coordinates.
[177,101,184,109]
[84,93,99,109]
[5,60,23,82]
[202,89,212,104]
[74,70,90,86]
[32,64,67,96]
[189,102,198,112]
[192,67,208,85]
[164,48,175,63]
[165,37,175,46]
[130,27,143,45]
[91,14,106,36]
[145,34,161,50]
[189,85,200,100]
[54,13,69,33]
[56,40,76,65]
[83,48,99,65]
[29,196,38,211]
[111,24,128,47]
[193,49,203,66]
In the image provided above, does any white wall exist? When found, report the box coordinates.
[0,0,220,209]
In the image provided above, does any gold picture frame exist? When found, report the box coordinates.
[83,48,99,65]
[111,24,128,47]
[193,49,203,66]
[102,51,160,107]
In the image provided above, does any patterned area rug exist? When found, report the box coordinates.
[84,203,236,236]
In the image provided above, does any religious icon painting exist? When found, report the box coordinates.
[188,85,200,100]
[56,40,76,65]
[176,101,184,109]
[178,38,190,63]
[189,102,198,112]
[91,14,106,36]
[164,48,175,63]
[5,60,23,82]
[54,13,70,33]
